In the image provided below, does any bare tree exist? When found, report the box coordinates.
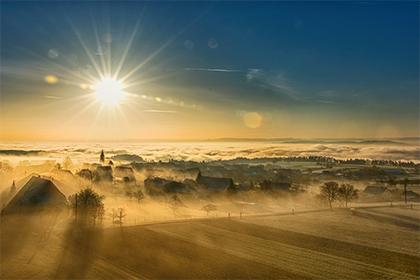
[110,208,126,225]
[320,181,339,209]
[133,190,144,203]
[168,195,185,217]
[201,204,217,216]
[403,178,408,204]
[110,209,118,224]
[116,208,126,225]
[338,184,358,208]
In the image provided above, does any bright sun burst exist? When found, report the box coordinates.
[94,77,124,106]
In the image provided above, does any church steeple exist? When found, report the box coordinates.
[100,150,105,164]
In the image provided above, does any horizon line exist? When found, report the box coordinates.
[0,136,419,143]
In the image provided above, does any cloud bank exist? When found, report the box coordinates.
[0,139,418,164]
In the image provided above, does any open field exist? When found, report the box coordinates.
[1,207,419,279]
[240,207,420,257]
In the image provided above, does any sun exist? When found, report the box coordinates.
[94,77,124,106]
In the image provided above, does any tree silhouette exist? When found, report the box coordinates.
[69,188,105,225]
[133,190,144,203]
[320,181,339,209]
[113,208,127,226]
[168,195,185,217]
[201,204,217,216]
[338,184,358,207]
[9,180,16,197]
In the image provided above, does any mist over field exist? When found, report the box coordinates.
[1,138,419,164]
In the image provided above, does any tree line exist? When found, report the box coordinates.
[319,182,358,209]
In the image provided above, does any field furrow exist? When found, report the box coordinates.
[149,221,417,280]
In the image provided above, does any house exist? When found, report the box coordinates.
[260,180,291,192]
[363,185,389,195]
[94,166,113,182]
[405,190,420,201]
[1,176,67,215]
[114,166,136,183]
[196,172,234,192]
[144,177,189,195]
[164,181,189,193]
[181,168,200,180]
[77,169,93,181]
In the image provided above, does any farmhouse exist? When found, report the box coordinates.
[196,172,234,192]
[363,185,389,195]
[1,176,67,215]
[260,180,291,192]
[405,190,420,201]
[144,177,189,195]
[114,166,136,183]
[94,166,113,182]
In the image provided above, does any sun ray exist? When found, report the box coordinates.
[112,17,142,80]
[69,20,105,80]
[123,71,177,89]
[16,47,95,85]
[92,18,109,77]
[119,35,177,83]
[118,14,198,84]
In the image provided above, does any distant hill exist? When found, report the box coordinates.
[209,138,411,145]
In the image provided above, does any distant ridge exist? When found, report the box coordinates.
[208,138,417,145]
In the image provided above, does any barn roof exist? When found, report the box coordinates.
[196,173,233,191]
[1,176,67,215]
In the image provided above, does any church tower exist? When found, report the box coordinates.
[100,150,105,164]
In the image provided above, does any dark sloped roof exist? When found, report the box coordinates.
[363,185,388,194]
[144,177,189,194]
[261,181,291,191]
[1,176,67,215]
[197,173,233,191]
[114,166,134,178]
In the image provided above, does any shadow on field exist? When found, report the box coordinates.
[0,211,62,259]
[53,221,103,279]
[353,209,420,231]
[0,214,38,259]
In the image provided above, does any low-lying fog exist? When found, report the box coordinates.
[0,139,419,165]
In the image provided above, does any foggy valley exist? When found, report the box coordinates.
[1,1,419,279]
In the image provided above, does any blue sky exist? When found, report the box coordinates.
[1,1,419,140]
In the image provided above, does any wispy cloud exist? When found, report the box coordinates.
[143,109,178,114]
[184,67,241,73]
[43,95,63,99]
[183,67,301,101]
[316,99,338,104]
[246,69,300,100]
